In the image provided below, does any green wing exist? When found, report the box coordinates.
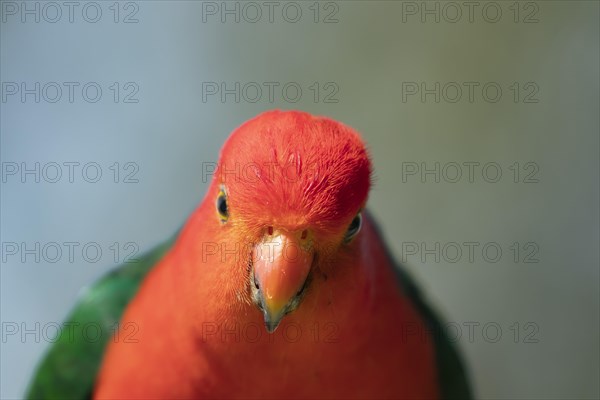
[366,212,473,399]
[26,236,176,400]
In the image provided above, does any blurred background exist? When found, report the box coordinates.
[1,1,598,398]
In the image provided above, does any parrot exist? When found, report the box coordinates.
[27,110,471,399]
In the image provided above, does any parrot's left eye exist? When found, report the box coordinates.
[344,212,362,243]
[216,187,229,222]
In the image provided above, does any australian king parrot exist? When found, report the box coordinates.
[27,110,471,399]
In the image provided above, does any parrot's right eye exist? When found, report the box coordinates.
[343,212,362,243]
[216,188,229,222]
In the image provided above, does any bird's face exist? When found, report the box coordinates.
[212,111,371,332]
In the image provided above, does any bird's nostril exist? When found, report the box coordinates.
[267,226,274,236]
[301,230,308,240]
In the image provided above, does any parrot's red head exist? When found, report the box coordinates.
[211,110,372,332]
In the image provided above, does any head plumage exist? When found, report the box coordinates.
[215,110,372,233]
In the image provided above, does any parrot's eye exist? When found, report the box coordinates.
[216,188,229,222]
[344,212,362,243]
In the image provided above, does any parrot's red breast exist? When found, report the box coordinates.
[94,110,439,399]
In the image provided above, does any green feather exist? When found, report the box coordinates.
[26,236,175,400]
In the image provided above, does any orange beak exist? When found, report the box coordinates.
[252,229,313,332]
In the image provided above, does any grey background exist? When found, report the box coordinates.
[1,1,599,398]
